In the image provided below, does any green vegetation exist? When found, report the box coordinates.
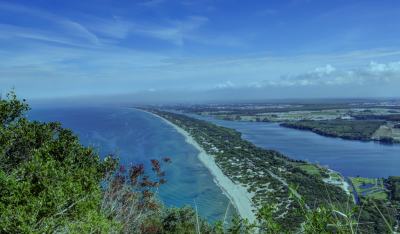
[331,173,341,179]
[369,191,388,200]
[311,111,336,115]
[348,177,391,203]
[300,164,320,172]
[298,164,328,178]
[1,89,398,233]
[354,114,400,121]
[357,196,397,233]
[152,98,400,116]
[349,177,381,193]
[211,116,227,120]
[1,89,121,232]
[280,120,382,141]
[215,104,396,115]
[142,108,399,233]
[387,176,400,204]
[0,89,216,233]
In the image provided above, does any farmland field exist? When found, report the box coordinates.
[372,125,400,139]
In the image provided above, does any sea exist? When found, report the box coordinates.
[25,106,400,224]
[26,106,237,225]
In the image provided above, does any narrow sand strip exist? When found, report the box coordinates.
[131,108,257,223]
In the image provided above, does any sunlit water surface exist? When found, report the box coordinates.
[26,106,400,225]
[26,106,237,225]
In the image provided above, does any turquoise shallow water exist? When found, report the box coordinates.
[26,105,399,225]
[26,106,237,225]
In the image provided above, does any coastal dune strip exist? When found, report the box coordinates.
[133,108,257,224]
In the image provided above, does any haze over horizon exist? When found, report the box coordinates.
[1,0,400,106]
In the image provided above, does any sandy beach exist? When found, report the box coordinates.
[132,108,257,223]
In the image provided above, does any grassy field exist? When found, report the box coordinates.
[300,164,319,172]
[370,191,389,200]
[331,173,341,179]
[372,125,400,139]
[310,111,337,115]
[211,116,226,120]
[349,177,389,201]
[299,164,324,178]
[350,177,377,192]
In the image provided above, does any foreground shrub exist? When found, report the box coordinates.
[162,205,216,233]
[99,155,172,233]
[1,89,396,233]
[0,88,121,232]
[0,88,220,233]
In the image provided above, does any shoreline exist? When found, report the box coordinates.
[129,108,257,223]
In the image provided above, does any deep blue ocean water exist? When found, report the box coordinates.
[26,106,237,225]
[25,106,400,224]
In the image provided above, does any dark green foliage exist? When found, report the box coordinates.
[155,100,400,116]
[320,171,330,178]
[162,205,216,233]
[223,116,233,121]
[280,120,382,141]
[0,88,31,126]
[354,114,400,121]
[0,90,219,233]
[380,137,395,142]
[141,108,358,232]
[387,176,400,202]
[0,89,120,232]
[357,197,397,233]
[4,90,394,233]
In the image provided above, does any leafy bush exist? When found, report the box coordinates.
[0,88,120,232]
[1,89,396,233]
[162,205,216,233]
[0,89,223,233]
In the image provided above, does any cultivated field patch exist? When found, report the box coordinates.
[372,125,400,139]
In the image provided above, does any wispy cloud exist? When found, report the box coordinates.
[0,1,54,19]
[277,61,400,86]
[0,22,100,48]
[0,2,100,46]
[130,16,209,45]
[249,82,263,88]
[1,1,400,102]
[215,81,234,89]
[80,16,133,39]
[59,21,100,45]
[0,23,73,45]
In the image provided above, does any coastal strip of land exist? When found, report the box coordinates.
[130,108,257,223]
[123,107,399,232]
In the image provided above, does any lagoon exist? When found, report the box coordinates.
[25,105,400,224]
[173,111,400,179]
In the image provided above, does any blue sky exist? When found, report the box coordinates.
[1,0,400,105]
